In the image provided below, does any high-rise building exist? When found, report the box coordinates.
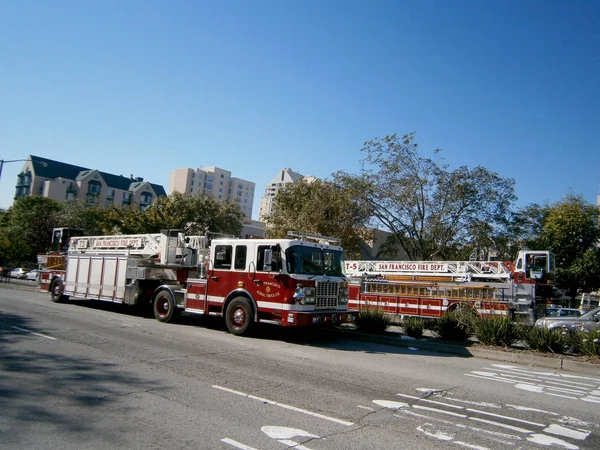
[259,168,316,221]
[11,155,166,210]
[168,167,255,219]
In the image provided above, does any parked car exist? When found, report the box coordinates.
[9,268,29,279]
[543,307,581,318]
[535,306,600,332]
[25,269,41,281]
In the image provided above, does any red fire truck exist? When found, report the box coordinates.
[345,250,556,324]
[41,229,356,335]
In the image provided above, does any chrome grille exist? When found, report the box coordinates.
[315,281,339,310]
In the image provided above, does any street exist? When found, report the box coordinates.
[1,286,599,449]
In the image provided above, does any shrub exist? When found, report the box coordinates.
[401,316,425,338]
[473,316,520,347]
[522,326,570,354]
[433,311,470,341]
[356,309,391,334]
[570,330,600,357]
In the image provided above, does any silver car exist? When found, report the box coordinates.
[535,306,600,332]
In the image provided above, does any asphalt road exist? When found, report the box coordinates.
[1,286,599,450]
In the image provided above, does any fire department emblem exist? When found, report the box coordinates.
[265,286,271,293]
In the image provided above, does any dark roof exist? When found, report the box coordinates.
[29,155,166,195]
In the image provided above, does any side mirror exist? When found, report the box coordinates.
[263,249,273,272]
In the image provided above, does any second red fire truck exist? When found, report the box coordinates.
[345,250,556,324]
[41,229,356,335]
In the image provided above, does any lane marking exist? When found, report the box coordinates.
[413,405,467,418]
[11,326,56,340]
[221,438,259,450]
[213,385,354,426]
[396,393,465,410]
[469,417,533,434]
[465,408,544,427]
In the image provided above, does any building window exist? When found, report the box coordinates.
[191,180,194,186]
[122,192,132,206]
[220,174,224,178]
[105,188,115,207]
[140,192,153,210]
[206,183,213,190]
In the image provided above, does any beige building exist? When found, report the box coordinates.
[259,168,316,221]
[168,167,255,219]
[13,156,166,210]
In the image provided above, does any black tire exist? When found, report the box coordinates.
[50,278,68,303]
[153,289,180,323]
[225,297,254,336]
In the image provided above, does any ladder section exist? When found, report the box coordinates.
[345,260,512,281]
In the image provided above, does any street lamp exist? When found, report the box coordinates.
[0,158,47,183]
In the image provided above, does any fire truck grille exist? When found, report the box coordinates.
[315,281,339,310]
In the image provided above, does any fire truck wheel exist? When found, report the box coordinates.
[50,279,68,303]
[225,297,253,336]
[153,290,180,323]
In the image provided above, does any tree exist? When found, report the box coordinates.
[265,179,372,258]
[336,133,517,261]
[56,199,109,236]
[536,195,600,298]
[0,196,62,263]
[101,192,245,237]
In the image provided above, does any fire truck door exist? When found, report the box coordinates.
[186,280,207,313]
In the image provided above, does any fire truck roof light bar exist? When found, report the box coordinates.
[287,231,341,245]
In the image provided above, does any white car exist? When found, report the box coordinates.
[25,269,41,281]
[9,268,29,279]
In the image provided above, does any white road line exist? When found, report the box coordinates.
[396,393,465,410]
[357,405,374,411]
[465,408,544,427]
[213,385,354,426]
[413,405,467,418]
[492,365,600,383]
[469,417,533,434]
[465,374,515,384]
[221,438,259,450]
[11,326,56,340]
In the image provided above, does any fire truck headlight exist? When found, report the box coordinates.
[303,287,315,305]
[338,288,349,304]
[293,284,305,303]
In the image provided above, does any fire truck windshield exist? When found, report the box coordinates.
[285,246,345,276]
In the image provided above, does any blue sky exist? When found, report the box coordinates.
[1,0,598,220]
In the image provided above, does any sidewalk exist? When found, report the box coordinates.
[337,324,600,376]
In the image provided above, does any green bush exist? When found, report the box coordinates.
[522,326,570,354]
[433,311,470,341]
[570,330,600,357]
[473,316,520,347]
[356,309,391,334]
[401,316,425,338]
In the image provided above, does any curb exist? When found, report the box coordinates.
[336,328,600,376]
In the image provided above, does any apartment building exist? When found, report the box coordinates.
[13,155,166,210]
[168,167,255,219]
[259,168,316,221]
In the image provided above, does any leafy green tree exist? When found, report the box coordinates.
[56,199,109,236]
[265,179,372,258]
[101,192,245,237]
[0,196,62,263]
[336,133,517,260]
[536,195,600,298]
